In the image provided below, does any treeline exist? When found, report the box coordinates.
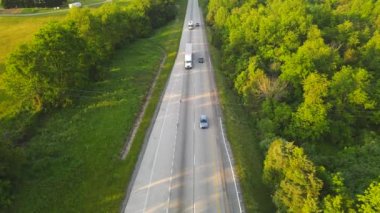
[0,0,176,208]
[206,0,379,211]
[264,139,380,212]
[1,0,66,8]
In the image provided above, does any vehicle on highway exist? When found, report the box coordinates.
[185,43,193,69]
[200,115,209,129]
[198,57,204,63]
[69,2,82,8]
[195,23,200,27]
[188,20,194,30]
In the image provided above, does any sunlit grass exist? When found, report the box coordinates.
[0,15,65,64]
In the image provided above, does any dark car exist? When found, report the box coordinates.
[195,22,200,27]
[198,57,204,63]
[200,115,209,129]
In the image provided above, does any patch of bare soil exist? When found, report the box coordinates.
[0,8,23,14]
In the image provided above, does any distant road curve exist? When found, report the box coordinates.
[0,0,111,17]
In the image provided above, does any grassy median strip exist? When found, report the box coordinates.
[9,0,186,212]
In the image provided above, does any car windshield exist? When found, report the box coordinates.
[200,116,207,122]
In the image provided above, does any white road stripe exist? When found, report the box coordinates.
[219,117,243,213]
[142,85,174,212]
[166,98,181,213]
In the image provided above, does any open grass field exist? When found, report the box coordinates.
[0,15,65,64]
[8,0,186,211]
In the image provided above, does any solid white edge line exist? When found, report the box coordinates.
[166,98,181,213]
[219,117,243,213]
[142,86,173,212]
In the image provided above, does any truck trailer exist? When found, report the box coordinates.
[185,43,193,69]
[188,20,194,30]
[69,2,82,8]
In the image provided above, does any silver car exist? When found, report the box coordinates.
[200,115,209,129]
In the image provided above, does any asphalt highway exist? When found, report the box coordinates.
[123,0,242,212]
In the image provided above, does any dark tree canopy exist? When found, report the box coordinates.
[206,0,380,211]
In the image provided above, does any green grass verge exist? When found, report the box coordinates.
[199,6,276,213]
[128,13,184,156]
[9,0,186,210]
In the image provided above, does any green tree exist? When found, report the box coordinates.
[288,73,330,141]
[322,172,355,213]
[263,139,323,212]
[328,66,376,143]
[357,181,380,212]
[2,21,86,110]
[360,31,380,76]
[281,26,338,87]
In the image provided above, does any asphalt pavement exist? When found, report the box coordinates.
[123,0,243,212]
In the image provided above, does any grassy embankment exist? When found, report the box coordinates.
[198,0,275,212]
[7,0,186,211]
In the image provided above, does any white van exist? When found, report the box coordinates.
[188,20,194,30]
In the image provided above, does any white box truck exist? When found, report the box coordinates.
[185,43,192,69]
[188,20,194,30]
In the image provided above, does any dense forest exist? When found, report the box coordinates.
[1,0,66,8]
[206,0,379,211]
[0,0,176,208]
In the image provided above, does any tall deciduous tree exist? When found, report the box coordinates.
[263,139,323,212]
[2,22,86,110]
[281,26,338,87]
[288,73,330,141]
[357,181,380,212]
